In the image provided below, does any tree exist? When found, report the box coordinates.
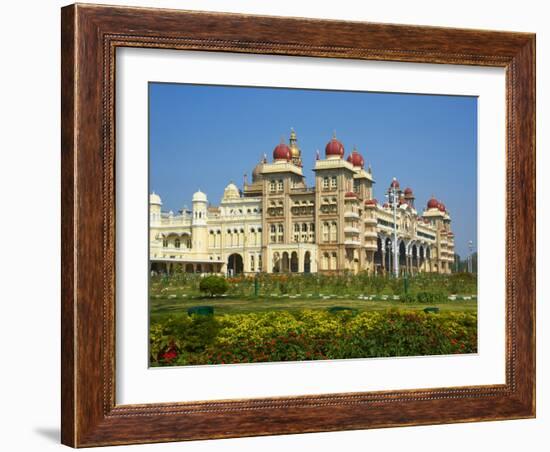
[199,275,229,297]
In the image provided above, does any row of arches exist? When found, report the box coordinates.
[160,232,191,249]
[373,237,434,275]
[272,251,311,273]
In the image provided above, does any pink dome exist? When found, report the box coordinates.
[346,149,364,168]
[273,143,291,161]
[427,197,439,209]
[325,137,345,158]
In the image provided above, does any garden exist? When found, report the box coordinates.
[149,272,478,366]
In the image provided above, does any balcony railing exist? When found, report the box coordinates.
[344,211,360,219]
[344,239,361,248]
[344,226,360,234]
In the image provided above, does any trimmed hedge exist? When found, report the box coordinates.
[150,309,477,366]
[151,272,477,299]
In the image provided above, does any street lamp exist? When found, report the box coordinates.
[468,240,474,273]
[385,178,400,277]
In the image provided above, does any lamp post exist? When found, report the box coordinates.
[468,240,474,273]
[385,178,400,277]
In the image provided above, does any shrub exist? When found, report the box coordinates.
[199,275,229,297]
[150,309,477,366]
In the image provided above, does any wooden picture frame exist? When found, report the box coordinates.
[61,3,535,447]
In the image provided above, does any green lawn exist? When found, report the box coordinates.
[150,295,477,320]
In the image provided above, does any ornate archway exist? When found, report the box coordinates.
[227,253,243,275]
[304,251,311,273]
[290,252,299,273]
[272,252,281,273]
[412,244,418,272]
[282,252,290,273]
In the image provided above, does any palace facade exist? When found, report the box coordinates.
[150,130,455,276]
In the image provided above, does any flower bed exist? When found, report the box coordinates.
[150,309,477,366]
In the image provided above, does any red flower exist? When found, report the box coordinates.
[162,349,178,362]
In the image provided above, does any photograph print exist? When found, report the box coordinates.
[148,83,478,367]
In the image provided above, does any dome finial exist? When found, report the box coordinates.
[290,127,297,142]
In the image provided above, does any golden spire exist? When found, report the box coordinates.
[289,127,301,164]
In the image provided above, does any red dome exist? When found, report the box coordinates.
[390,178,400,188]
[346,149,364,168]
[325,137,344,158]
[427,197,439,209]
[345,191,357,198]
[404,187,413,195]
[438,203,446,212]
[273,143,291,161]
[364,198,377,206]
[383,202,389,208]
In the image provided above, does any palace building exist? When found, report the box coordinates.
[150,130,455,276]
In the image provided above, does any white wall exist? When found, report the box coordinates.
[0,1,545,451]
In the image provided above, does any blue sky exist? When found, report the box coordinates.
[149,83,477,258]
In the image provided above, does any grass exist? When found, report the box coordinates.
[150,295,477,320]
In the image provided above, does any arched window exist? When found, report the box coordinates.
[174,239,180,248]
[270,224,276,243]
[331,252,338,269]
[277,224,284,242]
[323,222,329,242]
[277,180,284,191]
[331,176,337,189]
[162,239,168,248]
[323,252,329,270]
[323,177,329,189]
[330,222,338,242]
[270,180,276,192]
[293,223,300,243]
